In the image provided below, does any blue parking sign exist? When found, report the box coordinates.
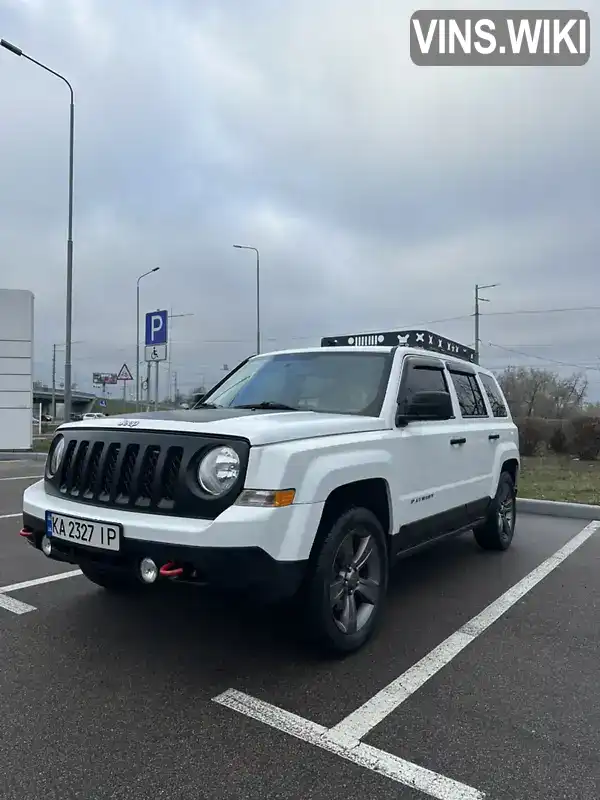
[145,310,168,346]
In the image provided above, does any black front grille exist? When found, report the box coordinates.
[46,428,249,520]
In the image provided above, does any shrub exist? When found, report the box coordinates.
[547,419,569,454]
[515,417,551,456]
[569,416,600,460]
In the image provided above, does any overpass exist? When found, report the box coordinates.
[33,387,97,418]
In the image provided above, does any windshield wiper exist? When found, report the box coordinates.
[232,401,300,411]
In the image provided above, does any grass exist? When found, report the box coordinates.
[32,438,52,453]
[520,455,600,505]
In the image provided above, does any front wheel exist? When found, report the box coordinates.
[303,507,389,655]
[473,471,516,551]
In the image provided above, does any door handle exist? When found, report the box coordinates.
[488,434,500,441]
[450,437,466,445]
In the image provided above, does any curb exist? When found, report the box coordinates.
[0,452,47,462]
[518,498,600,520]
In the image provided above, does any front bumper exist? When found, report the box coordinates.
[22,480,325,599]
[22,512,304,599]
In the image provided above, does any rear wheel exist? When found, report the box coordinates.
[80,563,144,592]
[473,471,516,551]
[303,507,389,655]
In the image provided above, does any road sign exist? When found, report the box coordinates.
[93,372,118,386]
[145,344,167,362]
[117,363,133,381]
[145,310,168,346]
[99,399,107,408]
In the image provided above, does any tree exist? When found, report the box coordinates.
[496,367,587,419]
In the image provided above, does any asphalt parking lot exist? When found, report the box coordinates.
[1,458,599,800]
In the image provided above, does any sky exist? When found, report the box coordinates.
[0,0,598,400]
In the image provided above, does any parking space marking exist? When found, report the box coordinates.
[328,519,600,745]
[0,569,82,595]
[215,520,600,797]
[0,569,82,615]
[0,513,21,520]
[0,475,43,482]
[0,594,36,614]
[214,689,484,800]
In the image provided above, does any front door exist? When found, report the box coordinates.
[389,356,469,552]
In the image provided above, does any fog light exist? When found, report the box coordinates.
[139,557,158,584]
[41,535,52,556]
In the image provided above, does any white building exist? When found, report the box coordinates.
[0,288,34,450]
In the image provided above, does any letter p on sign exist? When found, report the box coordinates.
[145,309,168,346]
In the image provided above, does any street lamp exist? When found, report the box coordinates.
[1,38,76,420]
[474,283,500,364]
[51,340,83,420]
[167,310,194,403]
[233,244,261,354]
[136,268,160,410]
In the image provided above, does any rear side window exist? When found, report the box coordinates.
[449,371,488,417]
[479,373,508,418]
[399,364,448,413]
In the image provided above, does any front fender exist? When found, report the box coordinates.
[293,447,394,505]
[491,441,520,495]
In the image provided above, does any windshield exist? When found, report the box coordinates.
[198,351,393,416]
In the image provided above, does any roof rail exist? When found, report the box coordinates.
[320,329,476,363]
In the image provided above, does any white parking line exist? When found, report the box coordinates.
[0,569,82,614]
[0,594,37,614]
[214,520,600,798]
[0,569,82,595]
[328,518,600,745]
[0,513,21,520]
[215,689,484,800]
[0,475,43,482]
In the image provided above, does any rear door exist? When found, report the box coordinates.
[446,364,493,517]
[390,355,471,550]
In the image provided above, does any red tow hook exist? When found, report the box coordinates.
[19,528,32,538]
[159,561,184,578]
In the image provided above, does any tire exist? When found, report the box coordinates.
[303,507,389,656]
[473,471,516,551]
[80,563,144,592]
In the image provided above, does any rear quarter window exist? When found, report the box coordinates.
[478,373,509,418]
[449,370,488,417]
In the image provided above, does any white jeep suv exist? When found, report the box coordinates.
[21,329,519,655]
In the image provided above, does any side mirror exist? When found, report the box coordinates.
[396,390,453,426]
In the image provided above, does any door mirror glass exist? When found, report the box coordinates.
[396,390,453,425]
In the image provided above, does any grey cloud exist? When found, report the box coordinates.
[0,0,598,397]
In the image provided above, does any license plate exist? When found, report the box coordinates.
[45,511,121,551]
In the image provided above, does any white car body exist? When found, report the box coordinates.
[21,330,519,650]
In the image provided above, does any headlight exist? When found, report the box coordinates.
[48,435,65,477]
[197,446,240,496]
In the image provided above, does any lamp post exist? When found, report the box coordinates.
[2,38,76,420]
[233,244,261,354]
[136,268,160,410]
[51,340,82,420]
[167,310,194,403]
[474,283,499,364]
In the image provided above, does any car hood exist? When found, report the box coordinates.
[60,408,389,445]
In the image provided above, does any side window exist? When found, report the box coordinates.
[449,371,488,417]
[399,363,448,414]
[479,373,508,418]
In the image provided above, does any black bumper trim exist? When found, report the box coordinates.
[22,512,306,600]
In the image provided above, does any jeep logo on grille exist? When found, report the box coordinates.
[117,419,140,427]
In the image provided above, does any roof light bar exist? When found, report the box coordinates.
[320,329,476,363]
